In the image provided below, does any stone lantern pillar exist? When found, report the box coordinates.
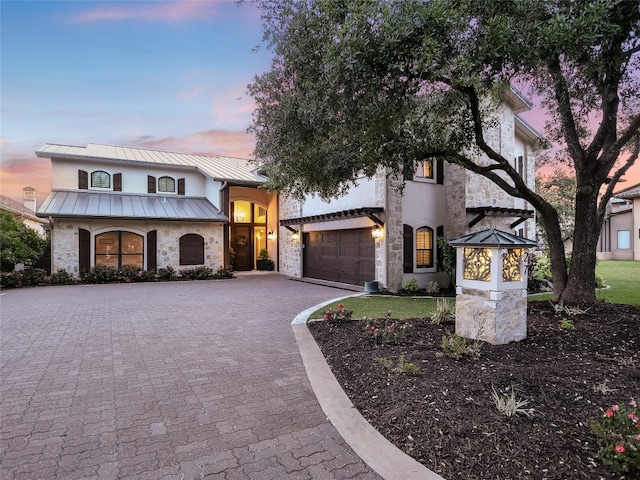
[449,229,537,345]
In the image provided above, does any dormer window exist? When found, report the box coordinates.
[158,176,175,193]
[91,171,110,188]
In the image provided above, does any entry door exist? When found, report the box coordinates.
[232,226,252,271]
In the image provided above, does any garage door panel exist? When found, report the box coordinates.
[303,228,375,286]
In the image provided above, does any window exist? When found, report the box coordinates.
[516,156,526,182]
[95,231,144,269]
[180,234,204,265]
[617,230,631,249]
[415,159,434,179]
[416,227,434,268]
[91,171,110,188]
[158,176,176,193]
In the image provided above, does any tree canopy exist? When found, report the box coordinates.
[0,212,48,272]
[249,0,640,302]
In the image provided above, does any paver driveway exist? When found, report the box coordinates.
[1,275,381,480]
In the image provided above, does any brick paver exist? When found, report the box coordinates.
[1,275,381,480]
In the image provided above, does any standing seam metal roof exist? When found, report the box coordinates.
[35,143,267,185]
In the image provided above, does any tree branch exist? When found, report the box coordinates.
[598,133,640,219]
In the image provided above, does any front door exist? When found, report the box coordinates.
[232,225,252,271]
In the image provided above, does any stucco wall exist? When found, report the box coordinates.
[50,218,224,275]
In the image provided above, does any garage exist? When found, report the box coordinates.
[303,228,375,286]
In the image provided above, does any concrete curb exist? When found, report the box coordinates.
[292,297,445,480]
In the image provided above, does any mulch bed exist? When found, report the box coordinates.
[309,301,640,480]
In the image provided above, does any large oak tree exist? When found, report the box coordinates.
[248,0,640,303]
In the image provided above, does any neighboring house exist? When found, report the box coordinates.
[597,182,640,261]
[277,88,542,291]
[0,187,48,237]
[36,143,277,275]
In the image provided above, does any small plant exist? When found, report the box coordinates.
[365,316,413,345]
[590,399,640,474]
[552,302,591,316]
[322,303,354,325]
[429,298,455,325]
[401,278,420,293]
[426,281,440,295]
[257,248,270,260]
[593,379,618,396]
[440,330,482,360]
[179,266,213,280]
[50,268,75,285]
[374,355,420,375]
[212,266,234,279]
[375,357,394,369]
[560,317,574,330]
[157,266,178,281]
[491,386,534,418]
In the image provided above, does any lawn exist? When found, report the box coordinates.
[310,260,640,319]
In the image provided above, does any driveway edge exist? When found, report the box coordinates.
[292,298,445,480]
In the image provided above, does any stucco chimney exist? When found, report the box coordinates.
[23,186,37,212]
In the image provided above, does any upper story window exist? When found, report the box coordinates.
[404,158,443,184]
[415,160,434,179]
[91,171,110,188]
[158,176,176,193]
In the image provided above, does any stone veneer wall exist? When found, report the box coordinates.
[455,287,528,345]
[51,219,224,275]
[277,195,303,278]
[380,169,404,292]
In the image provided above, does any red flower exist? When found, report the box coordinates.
[615,444,625,454]
[605,410,614,418]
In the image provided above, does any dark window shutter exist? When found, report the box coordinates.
[78,170,88,189]
[113,173,122,191]
[147,230,157,271]
[403,163,413,181]
[436,159,444,184]
[180,234,204,265]
[403,224,413,273]
[178,178,185,195]
[79,228,90,272]
[147,175,156,194]
[436,225,444,270]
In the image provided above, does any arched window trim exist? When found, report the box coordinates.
[415,226,434,269]
[91,170,111,189]
[158,176,176,193]
[94,230,144,269]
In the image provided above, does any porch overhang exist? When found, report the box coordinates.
[280,207,385,227]
[467,206,534,229]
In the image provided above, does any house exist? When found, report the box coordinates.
[597,182,640,260]
[1,187,49,237]
[36,143,278,275]
[277,89,542,291]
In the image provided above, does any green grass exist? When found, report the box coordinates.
[596,260,640,306]
[308,296,442,320]
[309,260,639,320]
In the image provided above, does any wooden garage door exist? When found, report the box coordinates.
[304,228,375,286]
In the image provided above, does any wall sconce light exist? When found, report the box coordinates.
[372,225,383,239]
[291,230,300,241]
[267,231,275,241]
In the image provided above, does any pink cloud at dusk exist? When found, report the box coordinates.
[70,0,221,24]
[132,129,257,159]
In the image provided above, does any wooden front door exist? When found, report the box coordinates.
[232,225,252,271]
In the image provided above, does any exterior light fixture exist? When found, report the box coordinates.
[372,225,383,239]
[267,231,275,241]
[291,230,300,241]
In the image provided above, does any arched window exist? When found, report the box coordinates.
[416,227,434,268]
[180,234,204,265]
[91,171,110,188]
[158,176,176,193]
[95,231,144,269]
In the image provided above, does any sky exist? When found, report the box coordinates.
[1,0,639,208]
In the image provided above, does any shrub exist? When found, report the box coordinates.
[212,266,234,279]
[430,298,455,325]
[365,316,413,345]
[50,268,75,285]
[400,278,420,293]
[0,271,23,289]
[590,399,640,474]
[441,330,482,360]
[322,303,354,325]
[157,266,178,281]
[491,386,534,418]
[81,265,118,284]
[20,268,47,287]
[179,266,213,280]
[426,281,440,295]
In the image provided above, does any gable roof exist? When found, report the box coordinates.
[36,143,267,186]
[0,194,47,224]
[614,182,640,200]
[37,190,228,222]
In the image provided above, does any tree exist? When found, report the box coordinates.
[0,212,48,272]
[535,168,576,243]
[249,0,640,303]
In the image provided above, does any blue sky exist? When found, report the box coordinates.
[1,0,272,203]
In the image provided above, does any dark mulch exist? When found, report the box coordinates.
[309,301,640,480]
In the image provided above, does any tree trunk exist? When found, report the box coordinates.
[539,205,568,301]
[557,186,600,303]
